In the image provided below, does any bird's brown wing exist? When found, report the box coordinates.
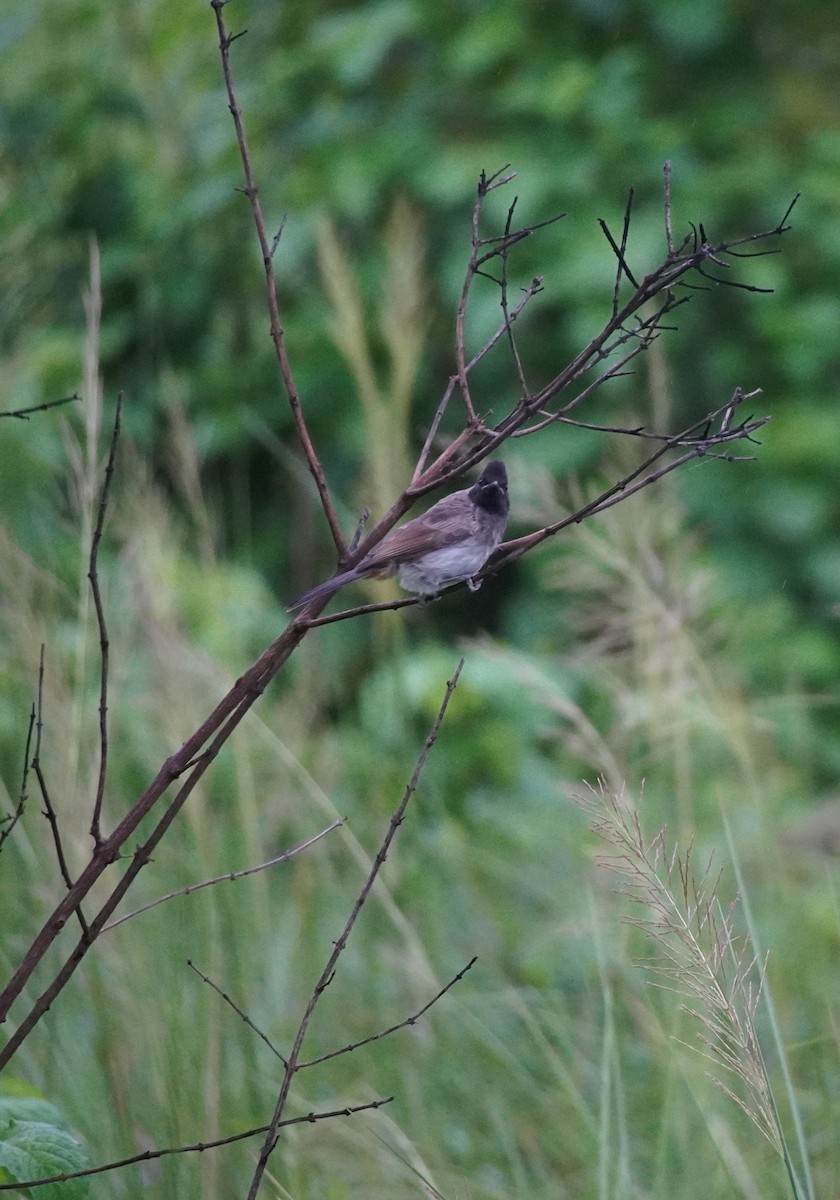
[359,490,474,573]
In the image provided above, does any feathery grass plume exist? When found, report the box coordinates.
[575,781,811,1200]
[316,201,427,629]
[317,199,425,521]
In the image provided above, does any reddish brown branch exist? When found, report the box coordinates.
[299,956,478,1069]
[210,0,344,554]
[0,1097,393,1192]
[188,959,287,1064]
[103,818,345,932]
[0,705,36,853]
[418,191,795,484]
[0,610,326,1066]
[302,390,768,622]
[453,168,516,424]
[31,647,89,939]
[88,391,123,845]
[246,660,465,1199]
[494,392,769,569]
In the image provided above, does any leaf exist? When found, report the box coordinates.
[0,1117,90,1198]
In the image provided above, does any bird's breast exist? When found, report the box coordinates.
[396,532,501,593]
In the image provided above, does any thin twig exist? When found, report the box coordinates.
[270,213,288,258]
[0,616,320,1069]
[103,819,345,931]
[499,198,532,400]
[348,509,370,554]
[600,188,639,321]
[246,660,465,1199]
[493,391,769,568]
[413,378,457,482]
[545,393,761,445]
[299,956,477,1068]
[432,191,789,473]
[663,161,675,256]
[88,391,123,846]
[452,168,562,432]
[210,0,344,554]
[0,1097,393,1192]
[412,275,543,482]
[0,705,36,853]
[304,594,423,625]
[31,647,89,937]
[497,442,759,566]
[453,174,492,423]
[303,394,767,625]
[0,394,81,421]
[510,308,681,439]
[188,959,287,1064]
[0,162,796,1065]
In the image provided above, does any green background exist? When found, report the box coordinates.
[1,1,839,1196]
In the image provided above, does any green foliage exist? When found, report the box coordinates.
[3,0,839,649]
[0,1085,90,1197]
[2,1,840,1197]
[3,407,838,1196]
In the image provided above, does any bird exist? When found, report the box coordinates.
[288,460,509,611]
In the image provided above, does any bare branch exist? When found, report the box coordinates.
[454,173,495,424]
[246,660,465,1199]
[0,705,36,853]
[299,956,477,1069]
[663,160,675,256]
[348,509,371,553]
[0,614,321,1067]
[210,0,344,554]
[547,385,763,446]
[0,140,796,1083]
[188,959,287,1064]
[0,1097,394,1193]
[269,212,287,258]
[413,276,544,481]
[299,391,768,622]
[31,647,89,938]
[491,390,769,570]
[305,594,423,625]
[599,188,639,319]
[451,167,564,437]
[102,819,345,931]
[498,199,532,400]
[413,377,458,481]
[88,391,123,846]
[0,394,81,421]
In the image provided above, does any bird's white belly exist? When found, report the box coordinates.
[397,538,497,594]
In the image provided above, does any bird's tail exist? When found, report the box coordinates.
[287,567,364,612]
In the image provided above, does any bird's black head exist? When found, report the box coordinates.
[470,460,509,517]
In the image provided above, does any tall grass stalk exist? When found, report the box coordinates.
[722,809,816,1200]
[577,781,807,1200]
